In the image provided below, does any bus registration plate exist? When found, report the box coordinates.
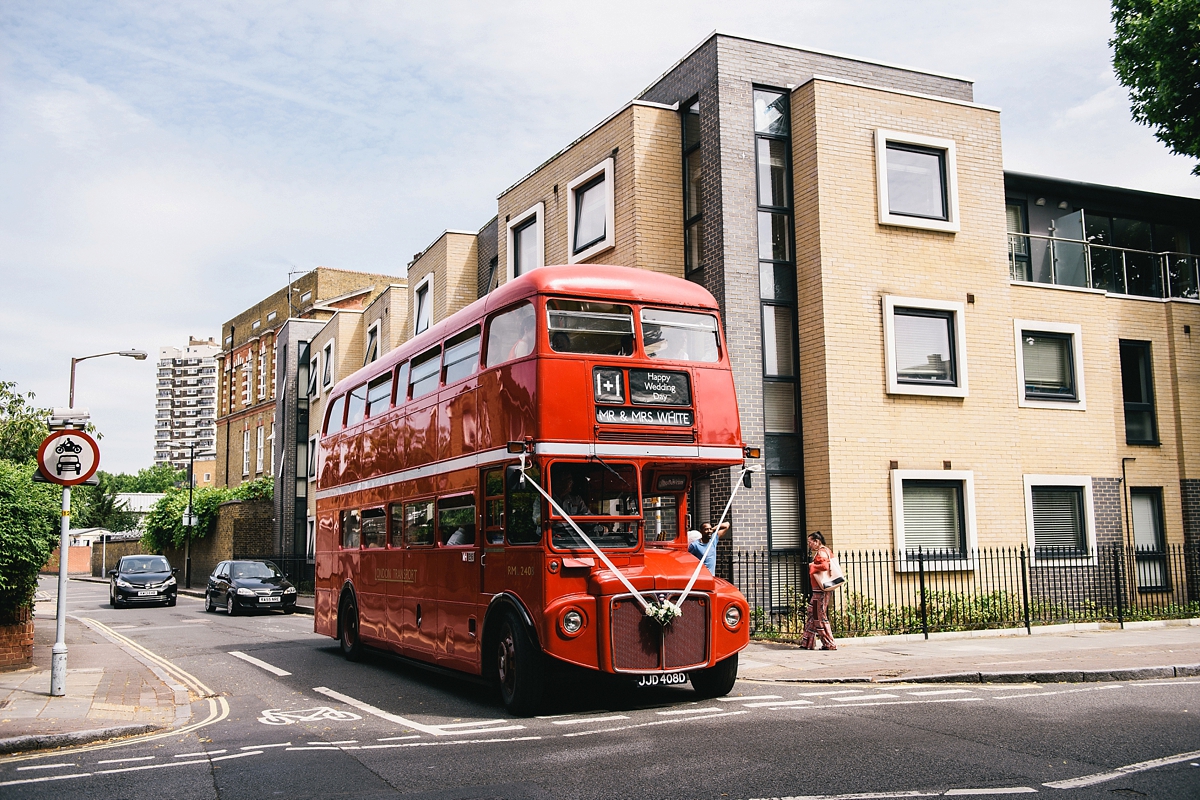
[636,672,688,688]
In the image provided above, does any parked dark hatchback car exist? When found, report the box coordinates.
[205,560,297,615]
[109,555,177,607]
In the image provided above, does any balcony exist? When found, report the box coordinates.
[1008,232,1199,300]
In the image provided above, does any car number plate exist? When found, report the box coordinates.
[636,672,688,687]
[259,596,281,603]
[137,590,158,596]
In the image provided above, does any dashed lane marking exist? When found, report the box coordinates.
[95,750,262,774]
[1043,747,1200,789]
[655,707,721,715]
[814,697,983,709]
[832,694,898,702]
[550,715,630,725]
[241,743,290,750]
[229,650,291,676]
[945,789,1037,795]
[718,694,781,702]
[562,710,747,737]
[174,750,226,758]
[743,699,813,708]
[994,685,1123,701]
[377,735,420,742]
[907,689,972,696]
[96,756,155,765]
[435,719,511,729]
[796,689,866,696]
[0,773,92,788]
[15,763,76,771]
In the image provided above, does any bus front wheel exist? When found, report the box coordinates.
[495,612,543,716]
[339,594,364,662]
[689,653,738,698]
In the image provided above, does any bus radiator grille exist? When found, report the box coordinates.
[596,429,696,444]
[609,596,709,672]
[662,597,708,669]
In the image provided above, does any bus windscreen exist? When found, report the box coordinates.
[549,462,639,550]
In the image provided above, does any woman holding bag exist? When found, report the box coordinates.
[800,532,837,651]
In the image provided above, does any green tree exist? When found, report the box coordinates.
[141,477,273,551]
[0,460,60,623]
[1112,0,1200,174]
[0,382,51,465]
[101,464,185,493]
[73,484,139,532]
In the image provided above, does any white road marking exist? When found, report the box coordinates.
[312,686,443,735]
[377,735,421,742]
[286,747,340,752]
[797,689,865,696]
[229,650,291,676]
[655,707,721,715]
[749,792,936,799]
[719,694,781,702]
[240,743,290,749]
[744,699,814,708]
[96,750,261,774]
[832,694,898,702]
[551,715,630,725]
[309,740,357,745]
[96,756,155,764]
[907,689,972,696]
[0,773,91,788]
[1043,748,1200,789]
[16,763,76,771]
[435,719,510,729]
[822,697,983,708]
[995,685,1122,701]
[438,725,527,735]
[351,735,542,749]
[945,788,1037,795]
[562,710,748,737]
[173,749,226,758]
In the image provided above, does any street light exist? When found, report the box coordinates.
[50,348,147,697]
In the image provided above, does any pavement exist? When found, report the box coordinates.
[1,576,1197,755]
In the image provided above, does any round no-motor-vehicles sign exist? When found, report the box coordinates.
[37,430,100,486]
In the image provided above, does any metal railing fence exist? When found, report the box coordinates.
[1007,231,1199,300]
[724,543,1200,641]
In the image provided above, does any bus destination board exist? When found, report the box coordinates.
[595,407,694,426]
[629,370,690,406]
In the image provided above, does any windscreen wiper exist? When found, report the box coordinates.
[590,454,630,487]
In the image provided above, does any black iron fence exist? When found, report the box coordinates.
[234,553,314,592]
[724,543,1200,640]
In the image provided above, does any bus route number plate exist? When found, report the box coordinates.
[636,672,689,687]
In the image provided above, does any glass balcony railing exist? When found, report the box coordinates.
[1008,232,1199,300]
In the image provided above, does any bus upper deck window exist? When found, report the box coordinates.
[410,347,442,399]
[443,326,482,384]
[641,308,720,363]
[325,395,346,435]
[485,303,536,367]
[346,383,368,427]
[365,372,393,417]
[547,300,634,356]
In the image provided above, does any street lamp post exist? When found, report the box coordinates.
[50,349,147,697]
[185,441,196,589]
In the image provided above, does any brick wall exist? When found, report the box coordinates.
[42,545,92,575]
[0,608,33,670]
[91,540,146,577]
[1092,477,1124,548]
[162,499,273,581]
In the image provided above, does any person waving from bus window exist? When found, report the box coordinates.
[687,521,729,573]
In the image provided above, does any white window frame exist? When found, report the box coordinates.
[306,516,316,562]
[567,158,616,263]
[307,434,318,483]
[321,341,335,392]
[242,429,250,476]
[256,425,264,473]
[505,202,545,281]
[413,274,433,336]
[1023,475,1096,565]
[364,320,381,365]
[1013,320,1086,410]
[891,469,977,572]
[875,129,960,233]
[882,295,968,398]
[307,355,319,398]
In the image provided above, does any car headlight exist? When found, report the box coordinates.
[723,604,742,630]
[115,578,132,589]
[284,586,297,594]
[163,577,176,587]
[561,609,584,636]
[236,587,256,597]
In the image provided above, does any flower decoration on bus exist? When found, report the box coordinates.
[645,598,682,626]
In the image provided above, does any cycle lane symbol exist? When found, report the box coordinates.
[258,707,363,726]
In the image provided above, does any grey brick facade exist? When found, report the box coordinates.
[1092,477,1124,548]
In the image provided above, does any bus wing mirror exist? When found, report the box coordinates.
[743,471,752,488]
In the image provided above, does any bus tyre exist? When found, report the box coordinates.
[689,653,738,699]
[339,595,364,662]
[495,612,544,716]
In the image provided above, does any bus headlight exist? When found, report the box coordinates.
[723,604,742,631]
[561,609,585,636]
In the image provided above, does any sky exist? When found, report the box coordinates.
[1,1,1196,474]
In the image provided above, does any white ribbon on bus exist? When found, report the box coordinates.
[518,455,759,621]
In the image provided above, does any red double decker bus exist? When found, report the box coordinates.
[313,265,752,713]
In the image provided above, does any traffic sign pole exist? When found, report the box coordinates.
[51,486,70,697]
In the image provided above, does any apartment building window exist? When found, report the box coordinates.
[883,296,968,398]
[321,341,335,391]
[1120,340,1158,445]
[1024,476,1093,561]
[255,425,264,473]
[681,98,703,276]
[267,311,277,323]
[242,429,250,476]
[875,130,959,233]
[364,321,380,365]
[567,158,615,263]
[1014,321,1085,409]
[300,290,312,304]
[252,319,261,331]
[414,276,432,335]
[754,88,804,571]
[267,423,274,476]
[892,470,976,568]
[1131,487,1168,590]
[307,434,318,482]
[307,354,319,398]
[507,203,544,280]
[257,348,267,401]
[1006,201,1031,281]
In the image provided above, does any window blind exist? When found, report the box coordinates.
[1031,487,1084,552]
[894,310,953,382]
[763,382,796,433]
[769,476,801,549]
[902,481,962,553]
[1023,334,1071,395]
[1131,492,1161,550]
[762,306,794,377]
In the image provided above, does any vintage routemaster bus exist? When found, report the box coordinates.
[313,265,752,713]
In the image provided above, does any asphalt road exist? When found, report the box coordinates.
[3,579,1198,799]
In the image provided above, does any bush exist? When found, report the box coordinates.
[0,460,60,623]
[141,477,273,551]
